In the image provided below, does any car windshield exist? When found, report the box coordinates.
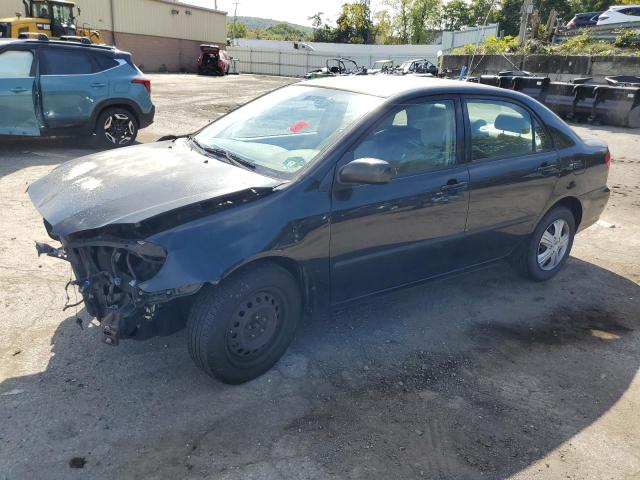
[193,85,384,179]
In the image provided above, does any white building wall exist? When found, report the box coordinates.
[230,24,499,77]
[2,0,227,43]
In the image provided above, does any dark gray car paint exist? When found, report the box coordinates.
[27,139,281,237]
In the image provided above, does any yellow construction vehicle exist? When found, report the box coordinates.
[0,0,104,43]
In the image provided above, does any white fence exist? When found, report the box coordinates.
[229,24,499,77]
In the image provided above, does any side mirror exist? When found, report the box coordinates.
[339,158,392,185]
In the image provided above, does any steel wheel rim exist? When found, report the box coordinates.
[537,219,570,271]
[225,290,283,363]
[104,113,135,145]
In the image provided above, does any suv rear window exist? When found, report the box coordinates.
[40,48,117,75]
[92,53,118,71]
[41,48,95,75]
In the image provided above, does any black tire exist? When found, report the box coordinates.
[95,107,138,148]
[512,206,576,281]
[187,263,301,384]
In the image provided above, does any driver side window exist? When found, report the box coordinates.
[353,100,457,178]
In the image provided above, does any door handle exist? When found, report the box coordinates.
[10,87,28,94]
[440,180,468,192]
[90,83,106,88]
[537,163,559,175]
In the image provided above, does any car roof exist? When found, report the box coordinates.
[0,38,120,54]
[610,4,640,9]
[301,75,502,99]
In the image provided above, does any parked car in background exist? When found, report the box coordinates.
[597,5,640,25]
[565,11,604,29]
[305,58,366,79]
[395,58,438,76]
[0,37,154,147]
[369,59,394,74]
[197,44,231,76]
[29,76,610,384]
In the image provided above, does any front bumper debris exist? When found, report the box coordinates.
[34,238,197,345]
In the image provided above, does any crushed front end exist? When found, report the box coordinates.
[37,225,198,345]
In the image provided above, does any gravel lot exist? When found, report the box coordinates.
[1,74,639,480]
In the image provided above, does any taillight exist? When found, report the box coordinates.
[132,77,151,93]
[604,150,611,168]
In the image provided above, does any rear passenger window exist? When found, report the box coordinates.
[92,53,118,71]
[40,48,96,75]
[466,100,550,161]
[0,50,33,77]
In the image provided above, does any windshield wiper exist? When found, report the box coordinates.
[190,138,256,170]
[206,146,256,170]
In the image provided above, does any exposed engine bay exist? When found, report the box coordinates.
[37,231,198,345]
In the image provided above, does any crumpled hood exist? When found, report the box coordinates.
[28,139,281,237]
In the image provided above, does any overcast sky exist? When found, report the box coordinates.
[186,0,385,27]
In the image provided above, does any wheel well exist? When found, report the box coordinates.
[227,257,310,312]
[550,197,583,228]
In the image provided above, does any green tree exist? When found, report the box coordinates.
[335,2,375,44]
[409,0,441,44]
[263,23,309,41]
[374,9,395,43]
[442,0,471,30]
[386,0,412,43]
[468,0,498,25]
[495,0,522,35]
[227,21,248,39]
[308,12,336,42]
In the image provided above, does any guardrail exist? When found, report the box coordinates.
[554,20,640,42]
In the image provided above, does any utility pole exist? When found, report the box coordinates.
[232,2,239,45]
[518,0,534,44]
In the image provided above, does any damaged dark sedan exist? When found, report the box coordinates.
[29,76,611,384]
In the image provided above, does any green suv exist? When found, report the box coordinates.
[0,37,154,147]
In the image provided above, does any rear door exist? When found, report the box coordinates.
[462,97,560,263]
[330,97,470,303]
[39,46,109,130]
[0,48,39,136]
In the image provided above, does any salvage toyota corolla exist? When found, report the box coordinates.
[29,76,611,384]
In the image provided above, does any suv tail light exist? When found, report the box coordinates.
[132,77,151,93]
[604,150,611,168]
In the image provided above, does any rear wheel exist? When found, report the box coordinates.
[95,107,138,148]
[187,263,301,384]
[512,206,576,281]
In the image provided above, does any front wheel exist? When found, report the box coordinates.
[187,263,301,384]
[512,206,576,281]
[95,107,138,148]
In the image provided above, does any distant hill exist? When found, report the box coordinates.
[230,16,312,34]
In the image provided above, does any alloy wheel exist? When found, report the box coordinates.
[537,219,570,271]
[104,113,135,145]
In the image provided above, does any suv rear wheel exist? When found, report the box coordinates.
[187,263,301,384]
[96,107,138,148]
[512,206,576,281]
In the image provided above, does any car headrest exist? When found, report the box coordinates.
[494,112,531,134]
[420,106,450,145]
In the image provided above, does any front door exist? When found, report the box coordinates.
[330,98,470,303]
[463,97,561,263]
[39,47,108,130]
[0,49,39,136]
